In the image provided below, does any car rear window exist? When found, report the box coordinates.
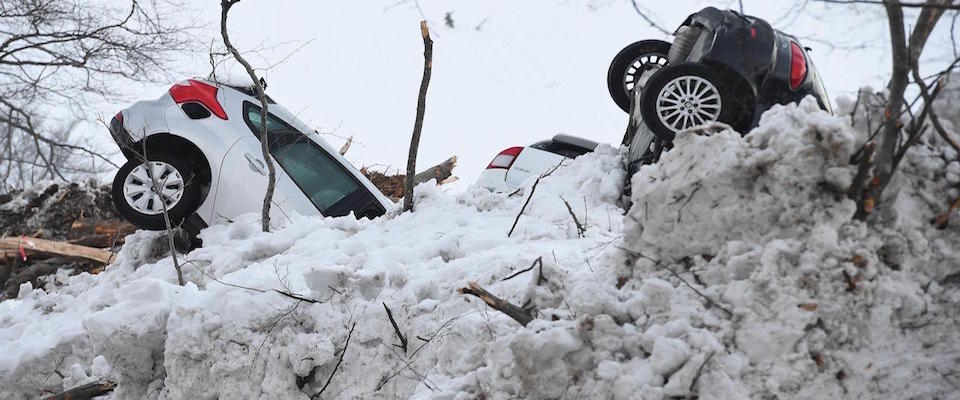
[530,140,593,158]
[243,103,369,215]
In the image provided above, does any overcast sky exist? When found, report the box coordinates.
[84,0,957,190]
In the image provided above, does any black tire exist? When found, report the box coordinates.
[607,40,672,113]
[112,153,201,231]
[640,62,741,141]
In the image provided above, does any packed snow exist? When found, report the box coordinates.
[1,97,959,399]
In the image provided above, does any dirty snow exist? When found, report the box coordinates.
[1,97,959,399]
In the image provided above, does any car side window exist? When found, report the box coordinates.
[242,102,366,215]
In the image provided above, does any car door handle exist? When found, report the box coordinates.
[244,152,266,175]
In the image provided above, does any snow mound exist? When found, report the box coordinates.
[616,97,960,399]
[1,98,958,399]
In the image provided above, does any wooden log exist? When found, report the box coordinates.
[413,156,457,185]
[42,381,116,400]
[0,237,114,265]
[68,218,135,247]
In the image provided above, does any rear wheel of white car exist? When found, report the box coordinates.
[112,153,201,231]
[607,40,672,113]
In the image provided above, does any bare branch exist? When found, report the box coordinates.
[313,322,357,399]
[459,282,533,326]
[629,0,672,35]
[383,302,408,354]
[220,0,277,232]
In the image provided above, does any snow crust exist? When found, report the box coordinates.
[1,98,958,399]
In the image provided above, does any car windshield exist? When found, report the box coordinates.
[245,106,364,214]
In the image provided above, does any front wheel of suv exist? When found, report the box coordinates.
[640,62,739,141]
[112,153,201,231]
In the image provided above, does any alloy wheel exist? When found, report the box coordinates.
[654,75,722,134]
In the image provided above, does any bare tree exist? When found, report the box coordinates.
[220,0,278,232]
[0,0,195,190]
[402,21,434,212]
[824,0,960,219]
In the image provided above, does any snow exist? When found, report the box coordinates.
[1,97,959,398]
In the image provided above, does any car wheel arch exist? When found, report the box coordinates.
[700,61,758,133]
[126,133,213,190]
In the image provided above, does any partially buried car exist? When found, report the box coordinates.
[608,6,833,180]
[476,134,598,193]
[108,78,393,235]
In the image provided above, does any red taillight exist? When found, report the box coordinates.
[114,112,123,124]
[487,146,523,169]
[789,42,807,91]
[169,79,228,120]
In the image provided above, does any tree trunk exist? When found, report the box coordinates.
[403,21,434,212]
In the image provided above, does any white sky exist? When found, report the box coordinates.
[82,0,958,190]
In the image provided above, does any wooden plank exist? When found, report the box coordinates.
[0,237,114,265]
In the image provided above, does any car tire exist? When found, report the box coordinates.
[640,62,739,141]
[607,40,672,113]
[112,153,201,231]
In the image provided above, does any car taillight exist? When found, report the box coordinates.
[789,42,807,91]
[169,79,228,120]
[487,146,523,169]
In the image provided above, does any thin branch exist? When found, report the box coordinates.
[383,302,408,354]
[629,0,672,35]
[501,256,543,282]
[560,195,586,237]
[313,322,357,399]
[458,282,533,326]
[220,0,277,232]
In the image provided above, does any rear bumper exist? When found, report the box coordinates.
[109,114,139,160]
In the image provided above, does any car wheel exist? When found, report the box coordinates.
[112,153,201,231]
[607,40,672,113]
[640,62,736,141]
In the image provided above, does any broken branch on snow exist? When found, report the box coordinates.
[459,282,533,326]
[383,302,408,354]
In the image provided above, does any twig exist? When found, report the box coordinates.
[273,289,319,303]
[689,352,715,392]
[313,322,357,399]
[626,250,733,317]
[848,140,876,219]
[383,302,408,354]
[458,282,533,326]
[628,0,672,35]
[403,21,434,212]
[501,256,543,282]
[507,174,542,237]
[664,265,733,317]
[560,195,586,237]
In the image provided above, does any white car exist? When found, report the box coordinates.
[476,134,598,192]
[108,78,393,234]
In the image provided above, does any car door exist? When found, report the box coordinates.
[211,136,295,226]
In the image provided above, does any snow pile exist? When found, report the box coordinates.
[615,97,960,398]
[1,98,958,399]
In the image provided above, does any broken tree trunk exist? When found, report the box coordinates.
[42,381,116,400]
[68,218,135,247]
[413,156,457,185]
[0,237,115,264]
